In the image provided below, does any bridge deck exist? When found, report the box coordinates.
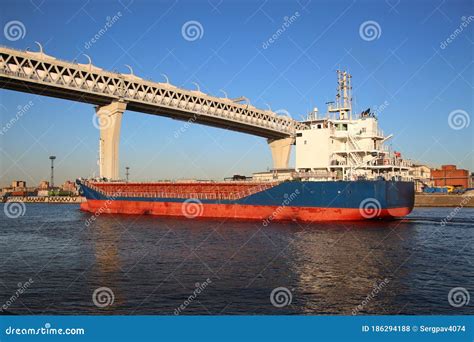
[0,46,308,139]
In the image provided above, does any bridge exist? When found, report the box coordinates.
[0,45,308,179]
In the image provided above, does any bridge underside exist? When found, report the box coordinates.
[0,77,290,140]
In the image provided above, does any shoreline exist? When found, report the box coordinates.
[414,194,473,208]
[3,196,86,204]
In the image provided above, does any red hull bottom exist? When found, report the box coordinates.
[80,200,412,222]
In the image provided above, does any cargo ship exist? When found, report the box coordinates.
[78,71,415,222]
[78,179,413,221]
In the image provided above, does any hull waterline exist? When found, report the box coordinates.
[80,199,412,222]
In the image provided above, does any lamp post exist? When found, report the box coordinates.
[49,156,56,188]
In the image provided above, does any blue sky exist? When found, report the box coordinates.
[0,0,473,187]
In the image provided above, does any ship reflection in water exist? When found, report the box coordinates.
[0,204,473,315]
[288,224,408,315]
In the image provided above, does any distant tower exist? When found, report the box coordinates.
[49,156,56,188]
[125,166,130,182]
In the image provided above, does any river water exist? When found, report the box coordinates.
[0,204,473,315]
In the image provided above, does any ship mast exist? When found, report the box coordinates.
[329,70,352,120]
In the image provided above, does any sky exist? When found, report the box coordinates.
[0,0,473,187]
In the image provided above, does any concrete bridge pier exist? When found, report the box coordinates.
[267,137,294,170]
[96,101,127,180]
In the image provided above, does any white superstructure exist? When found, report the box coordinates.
[295,71,413,181]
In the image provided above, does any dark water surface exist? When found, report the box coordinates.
[1,204,473,315]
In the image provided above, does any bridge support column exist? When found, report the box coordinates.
[267,137,294,170]
[96,101,127,180]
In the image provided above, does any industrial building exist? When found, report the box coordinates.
[431,165,470,188]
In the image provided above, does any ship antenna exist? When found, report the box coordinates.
[333,70,353,120]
